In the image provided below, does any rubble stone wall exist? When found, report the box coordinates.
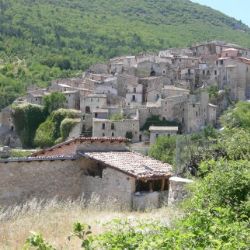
[0,158,135,209]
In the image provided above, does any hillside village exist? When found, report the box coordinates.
[0,40,250,210]
[1,40,250,147]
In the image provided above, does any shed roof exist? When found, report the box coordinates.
[83,151,172,180]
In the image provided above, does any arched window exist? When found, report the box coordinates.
[111,123,115,130]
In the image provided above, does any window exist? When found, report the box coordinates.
[132,95,136,102]
[102,133,105,137]
[156,134,159,138]
[188,69,191,75]
[220,60,224,65]
[214,70,217,75]
[102,123,105,130]
[111,132,114,137]
[95,113,98,118]
[133,87,136,93]
[111,123,115,130]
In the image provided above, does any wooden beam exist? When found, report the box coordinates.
[149,182,153,192]
[161,178,166,191]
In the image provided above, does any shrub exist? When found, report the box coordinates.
[149,135,177,165]
[34,119,56,148]
[142,116,179,131]
[34,109,80,148]
[125,131,133,140]
[60,118,80,140]
[43,92,66,114]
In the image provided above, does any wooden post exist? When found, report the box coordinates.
[149,182,153,192]
[161,178,165,191]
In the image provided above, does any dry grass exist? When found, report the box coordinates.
[0,198,180,250]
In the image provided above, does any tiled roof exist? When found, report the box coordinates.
[0,155,78,163]
[31,137,129,157]
[83,151,172,179]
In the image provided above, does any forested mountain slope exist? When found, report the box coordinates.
[1,0,250,108]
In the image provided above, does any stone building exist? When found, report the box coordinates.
[126,82,143,106]
[81,94,107,114]
[0,137,173,210]
[92,115,140,143]
[63,90,80,110]
[149,126,178,145]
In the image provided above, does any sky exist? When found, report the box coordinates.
[191,0,250,27]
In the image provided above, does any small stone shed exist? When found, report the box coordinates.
[0,137,173,210]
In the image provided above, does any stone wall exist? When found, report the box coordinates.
[0,158,86,207]
[168,177,193,205]
[0,158,136,209]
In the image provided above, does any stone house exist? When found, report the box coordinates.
[149,126,178,145]
[0,137,174,210]
[81,94,107,114]
[126,83,143,106]
[63,90,80,110]
[26,89,46,105]
[92,115,140,143]
[139,76,164,103]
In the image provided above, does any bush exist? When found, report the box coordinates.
[149,135,177,165]
[35,109,80,148]
[60,118,80,140]
[125,131,133,140]
[43,92,66,114]
[220,102,250,130]
[142,116,179,131]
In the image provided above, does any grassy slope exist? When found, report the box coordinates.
[1,0,250,108]
[0,199,178,249]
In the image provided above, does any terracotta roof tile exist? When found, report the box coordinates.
[32,137,129,157]
[84,151,172,179]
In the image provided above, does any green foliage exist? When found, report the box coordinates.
[149,135,177,165]
[23,232,56,250]
[60,118,80,140]
[125,131,133,140]
[43,92,66,114]
[109,113,125,121]
[219,128,250,161]
[34,119,55,148]
[142,116,179,131]
[12,104,46,148]
[68,222,92,249]
[10,149,33,158]
[2,0,250,108]
[220,102,250,131]
[35,109,79,148]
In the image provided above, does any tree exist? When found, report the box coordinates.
[12,104,46,148]
[220,102,250,131]
[43,92,66,114]
[149,136,177,165]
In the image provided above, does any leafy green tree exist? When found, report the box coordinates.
[220,102,250,131]
[12,104,46,148]
[43,92,66,114]
[149,136,177,165]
